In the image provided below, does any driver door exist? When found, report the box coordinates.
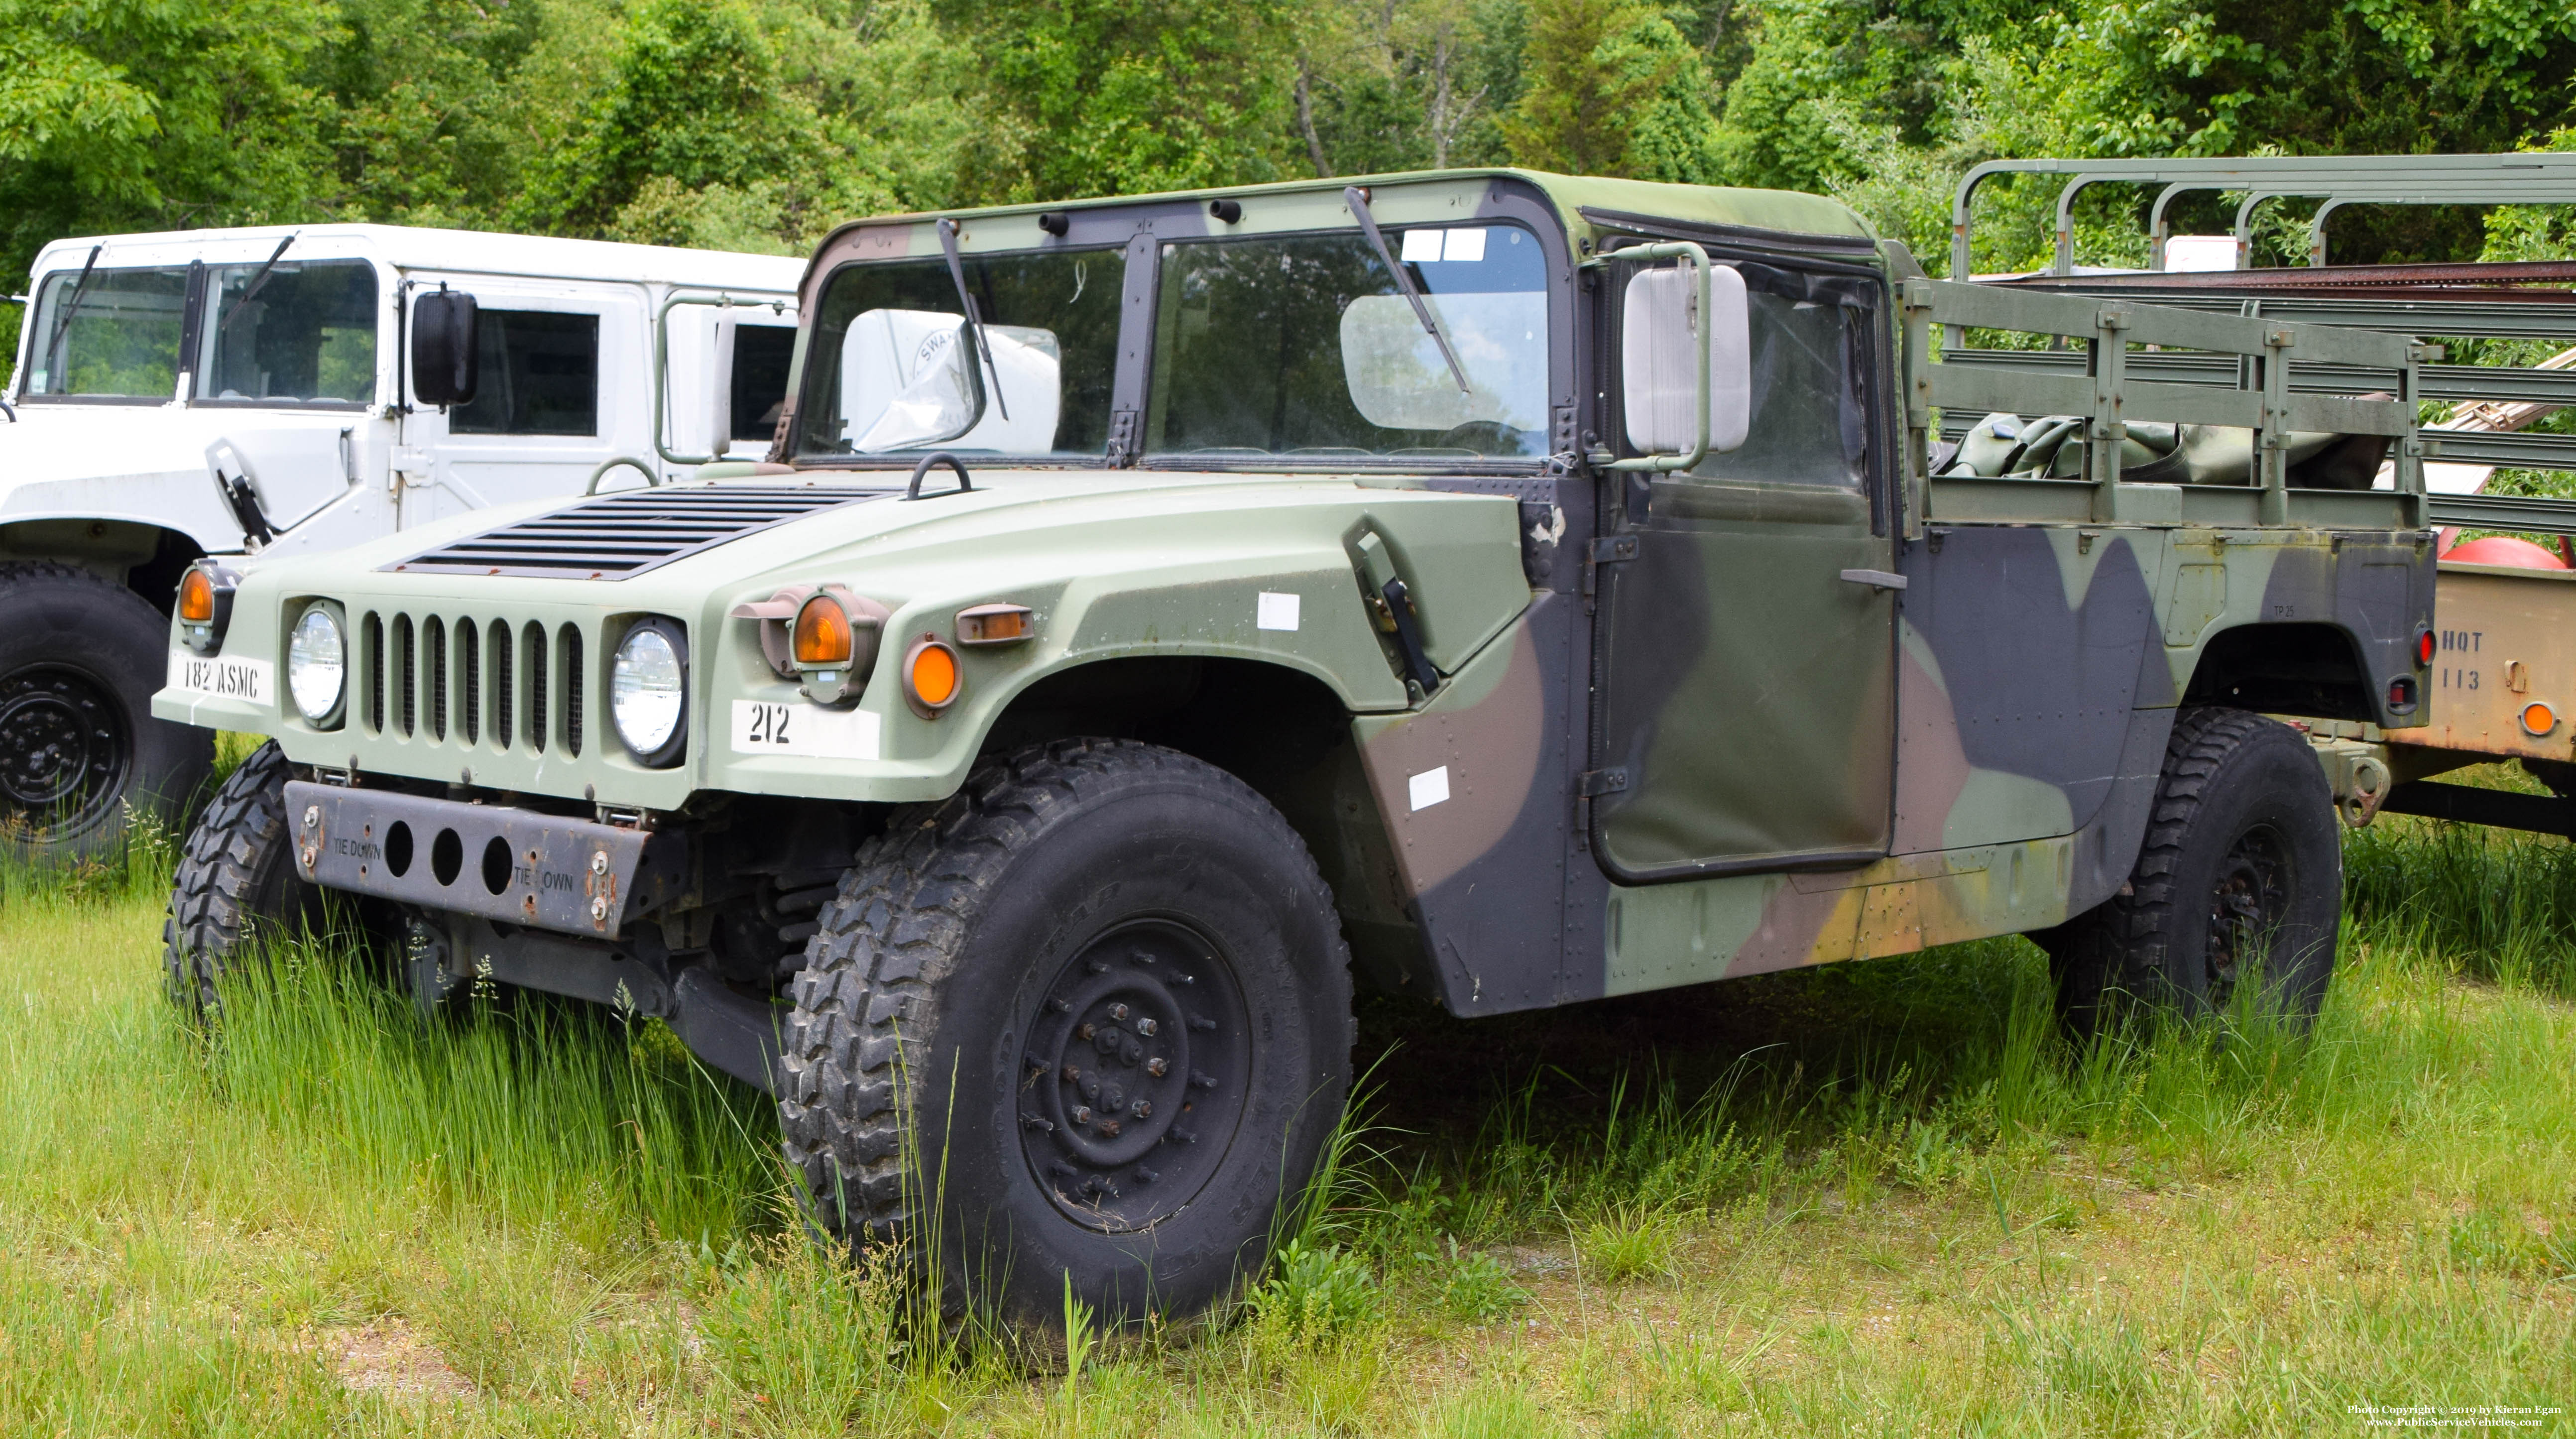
[1590,253,1899,880]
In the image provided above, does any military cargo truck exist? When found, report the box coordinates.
[1,225,800,858]
[154,171,2431,1325]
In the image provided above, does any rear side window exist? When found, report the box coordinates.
[728,325,796,442]
[453,310,599,436]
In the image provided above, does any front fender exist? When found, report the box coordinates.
[698,486,1535,805]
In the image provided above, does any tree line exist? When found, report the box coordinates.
[4,0,2574,363]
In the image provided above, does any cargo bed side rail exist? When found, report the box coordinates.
[1898,277,2425,533]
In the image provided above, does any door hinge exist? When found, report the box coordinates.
[1578,767,1630,798]
[1573,767,1628,844]
[1582,534,1638,607]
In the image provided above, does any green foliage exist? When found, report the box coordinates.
[1250,1238,1378,1339]
[1501,0,1723,181]
[949,0,1303,199]
[4,0,2576,380]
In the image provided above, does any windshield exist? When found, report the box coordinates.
[1146,223,1549,460]
[795,248,1122,461]
[197,258,378,405]
[22,265,190,400]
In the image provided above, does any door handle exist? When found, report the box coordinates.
[1840,568,1908,592]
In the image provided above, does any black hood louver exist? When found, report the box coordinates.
[385,484,895,580]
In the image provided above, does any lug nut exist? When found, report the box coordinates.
[1099,1119,1122,1138]
[1076,1022,1094,1040]
[1108,1003,1129,1020]
[1145,1057,1168,1078]
[1130,1099,1152,1119]
[1061,1063,1080,1082]
[1135,1017,1158,1036]
[1071,1106,1092,1125]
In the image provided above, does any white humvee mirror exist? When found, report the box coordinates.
[1618,245,1749,471]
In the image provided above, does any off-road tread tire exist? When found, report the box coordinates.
[0,561,214,854]
[776,736,1355,1279]
[2051,706,2338,1037]
[162,740,310,1018]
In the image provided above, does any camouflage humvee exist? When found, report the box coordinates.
[154,170,2433,1325]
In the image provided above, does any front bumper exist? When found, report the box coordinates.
[284,781,675,939]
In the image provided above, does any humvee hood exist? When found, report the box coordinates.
[0,409,224,517]
[355,469,1512,591]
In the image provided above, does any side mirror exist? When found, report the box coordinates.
[1618,246,1749,471]
[411,289,480,407]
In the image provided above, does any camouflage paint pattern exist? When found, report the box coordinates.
[156,168,2432,1020]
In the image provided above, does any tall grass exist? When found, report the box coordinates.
[2345,813,2576,994]
[0,774,2571,1431]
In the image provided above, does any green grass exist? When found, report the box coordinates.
[0,801,2572,1433]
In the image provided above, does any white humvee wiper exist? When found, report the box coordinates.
[214,233,297,345]
[1342,185,1472,395]
[39,244,103,384]
[934,218,1010,423]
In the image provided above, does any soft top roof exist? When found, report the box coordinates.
[26,224,807,292]
[822,167,1876,250]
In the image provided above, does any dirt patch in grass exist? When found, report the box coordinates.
[326,1319,476,1400]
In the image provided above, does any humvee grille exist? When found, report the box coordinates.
[360,609,596,758]
[385,484,892,579]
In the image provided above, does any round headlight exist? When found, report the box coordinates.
[286,605,346,725]
[611,619,688,766]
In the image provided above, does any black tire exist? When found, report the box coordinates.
[163,741,326,1017]
[779,738,1355,1328]
[0,562,214,858]
[2049,707,2341,1038]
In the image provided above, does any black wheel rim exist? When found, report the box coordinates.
[0,664,130,837]
[1017,918,1252,1233]
[2205,822,2292,1004]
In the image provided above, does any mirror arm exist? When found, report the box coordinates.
[1607,240,1713,474]
[1343,186,1474,395]
[935,219,1010,422]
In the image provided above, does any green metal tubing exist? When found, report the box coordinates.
[653,291,794,470]
[1606,241,1714,474]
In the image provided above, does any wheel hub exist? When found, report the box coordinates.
[0,666,127,832]
[2205,822,2291,1002]
[1018,920,1248,1232]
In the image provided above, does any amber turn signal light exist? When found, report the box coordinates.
[794,593,854,666]
[954,602,1035,646]
[2523,701,2559,736]
[176,562,239,655]
[178,568,216,623]
[902,635,961,718]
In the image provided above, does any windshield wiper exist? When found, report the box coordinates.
[1343,186,1472,394]
[934,219,1010,422]
[215,233,296,342]
[40,244,104,384]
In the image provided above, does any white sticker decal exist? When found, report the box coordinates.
[1442,227,1486,262]
[731,699,881,760]
[1257,592,1301,631]
[1408,766,1450,812]
[1400,228,1444,263]
[166,649,273,705]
